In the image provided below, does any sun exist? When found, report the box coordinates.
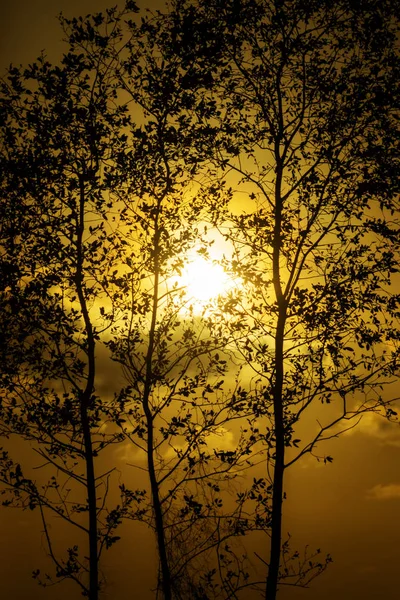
[179,256,234,304]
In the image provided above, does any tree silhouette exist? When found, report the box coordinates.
[1,1,400,599]
[0,4,258,598]
[165,0,400,597]
[0,6,141,596]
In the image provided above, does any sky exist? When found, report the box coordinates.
[1,2,400,600]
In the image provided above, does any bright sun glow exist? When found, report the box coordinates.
[179,256,234,304]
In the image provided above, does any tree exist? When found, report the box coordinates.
[1,1,400,599]
[0,4,260,599]
[164,0,400,597]
[87,11,263,598]
[0,5,140,598]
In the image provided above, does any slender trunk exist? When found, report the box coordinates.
[266,145,286,599]
[144,398,172,600]
[81,402,98,600]
[265,311,285,600]
[76,176,98,600]
[142,219,172,600]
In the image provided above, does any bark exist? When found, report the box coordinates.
[265,145,286,599]
[80,403,98,600]
[265,311,285,600]
[76,177,98,600]
[142,213,173,600]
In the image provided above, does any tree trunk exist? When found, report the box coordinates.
[265,312,285,600]
[146,413,173,600]
[266,151,286,599]
[143,218,173,600]
[81,403,99,600]
[76,177,98,600]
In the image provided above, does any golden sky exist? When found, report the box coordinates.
[1,2,400,599]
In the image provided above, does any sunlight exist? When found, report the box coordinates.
[180,256,233,303]
[169,251,240,312]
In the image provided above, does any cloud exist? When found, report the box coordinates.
[205,427,236,451]
[342,410,400,447]
[161,426,236,461]
[367,483,400,500]
[113,426,237,464]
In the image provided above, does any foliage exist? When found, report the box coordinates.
[165,0,400,597]
[0,1,399,600]
[0,6,139,595]
[0,4,258,599]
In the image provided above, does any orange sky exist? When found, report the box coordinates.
[1,2,400,599]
